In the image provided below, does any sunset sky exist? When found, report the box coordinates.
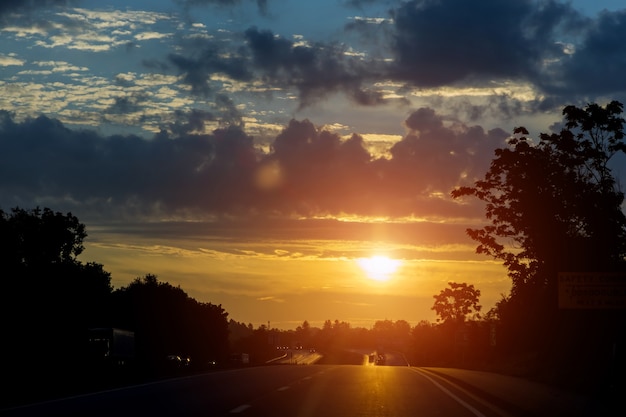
[2,0,626,329]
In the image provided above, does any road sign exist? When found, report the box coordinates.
[558,272,626,309]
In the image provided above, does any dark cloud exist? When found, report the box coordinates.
[166,25,391,108]
[0,110,214,215]
[0,0,74,15]
[341,0,626,113]
[156,96,240,135]
[388,0,580,87]
[244,27,385,107]
[104,95,147,115]
[0,107,505,220]
[433,95,528,123]
[161,1,626,115]
[385,108,508,196]
[168,41,253,96]
[404,107,443,132]
[0,0,77,27]
[164,109,217,136]
[555,10,626,96]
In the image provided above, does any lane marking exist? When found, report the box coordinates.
[412,369,487,417]
[277,386,290,391]
[229,404,251,413]
[414,368,517,417]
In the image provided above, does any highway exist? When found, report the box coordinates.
[1,356,604,417]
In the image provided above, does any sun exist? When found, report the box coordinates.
[356,255,401,282]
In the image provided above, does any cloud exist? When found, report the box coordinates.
[257,296,285,303]
[244,27,386,107]
[387,0,582,88]
[164,1,626,114]
[0,107,504,221]
[135,31,172,41]
[167,39,254,96]
[340,0,626,113]
[0,54,26,66]
[0,0,75,17]
[165,24,389,108]
[3,1,625,225]
[389,108,508,195]
[3,7,175,52]
[0,1,78,37]
[104,95,148,115]
[554,10,626,96]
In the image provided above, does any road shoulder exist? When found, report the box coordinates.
[418,367,611,417]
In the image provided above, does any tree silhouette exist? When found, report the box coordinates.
[2,207,86,268]
[432,282,481,324]
[452,101,626,301]
[111,274,229,371]
[1,206,112,402]
[451,102,626,384]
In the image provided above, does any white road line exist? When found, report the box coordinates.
[277,386,290,391]
[229,404,251,414]
[413,369,487,417]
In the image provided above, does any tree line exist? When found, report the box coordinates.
[0,207,231,405]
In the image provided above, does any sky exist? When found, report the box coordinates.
[2,0,626,329]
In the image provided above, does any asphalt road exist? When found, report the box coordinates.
[0,366,478,417]
[3,360,604,417]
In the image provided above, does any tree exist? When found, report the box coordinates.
[0,207,111,380]
[451,102,626,380]
[452,101,626,304]
[432,282,481,324]
[1,206,86,268]
[112,274,230,368]
[295,320,311,345]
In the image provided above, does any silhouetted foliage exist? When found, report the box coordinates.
[372,319,412,351]
[1,207,86,268]
[0,206,112,401]
[229,319,255,344]
[0,207,237,408]
[452,101,626,388]
[432,282,481,324]
[111,274,230,372]
[452,101,626,300]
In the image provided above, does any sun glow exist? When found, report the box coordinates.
[357,255,401,282]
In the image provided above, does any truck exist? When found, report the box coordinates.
[229,352,250,367]
[87,327,135,367]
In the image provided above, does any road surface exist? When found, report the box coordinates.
[1,364,607,416]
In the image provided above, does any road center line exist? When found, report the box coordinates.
[413,369,487,417]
